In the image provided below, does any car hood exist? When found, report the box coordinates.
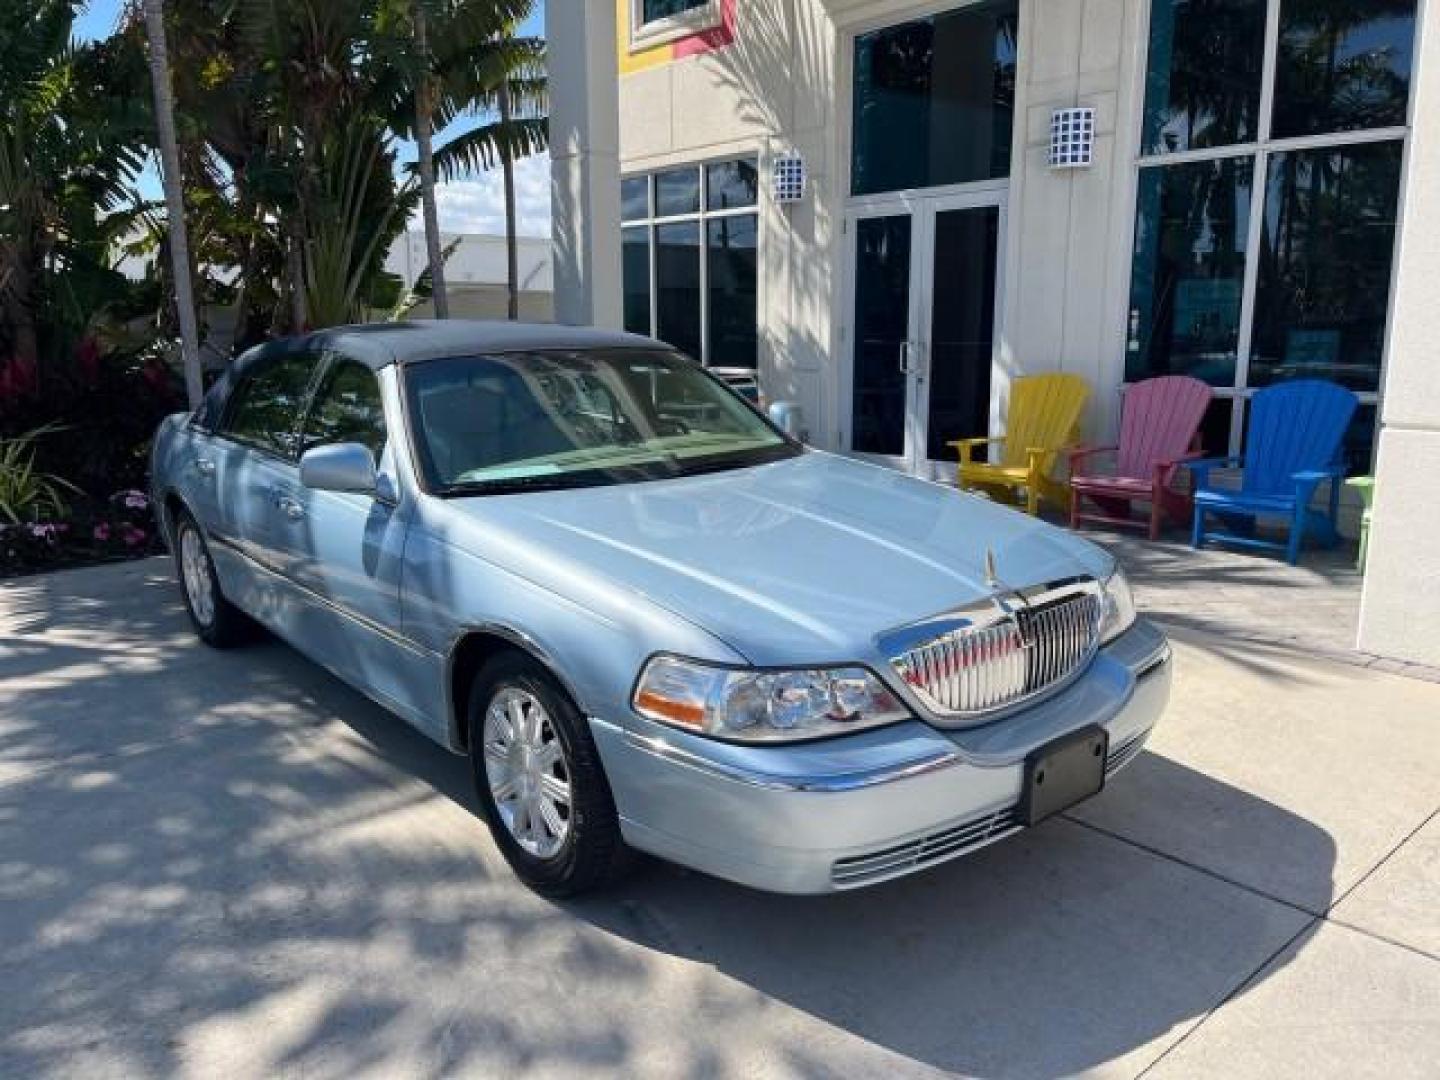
[443,451,1114,666]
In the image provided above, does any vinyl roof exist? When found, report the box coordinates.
[265,320,665,371]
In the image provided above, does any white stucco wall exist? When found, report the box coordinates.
[1357,0,1440,666]
[616,0,1145,449]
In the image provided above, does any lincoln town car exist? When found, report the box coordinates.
[151,322,1171,895]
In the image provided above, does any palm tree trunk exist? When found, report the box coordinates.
[141,0,204,408]
[414,4,449,319]
[499,80,518,321]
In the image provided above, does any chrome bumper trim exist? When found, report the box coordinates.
[609,721,961,793]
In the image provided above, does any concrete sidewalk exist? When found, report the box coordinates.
[2,558,1437,1078]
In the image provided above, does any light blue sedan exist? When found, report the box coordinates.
[152,322,1170,895]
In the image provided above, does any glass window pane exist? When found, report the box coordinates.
[706,214,758,369]
[655,168,701,217]
[643,0,708,22]
[851,1,1018,196]
[224,354,316,458]
[1341,404,1376,474]
[1127,157,1253,387]
[706,159,759,210]
[1250,141,1402,393]
[655,221,701,360]
[622,226,652,335]
[621,176,650,222]
[1141,0,1266,155]
[850,215,912,456]
[1195,395,1236,457]
[926,206,998,461]
[1272,0,1416,138]
[302,360,386,460]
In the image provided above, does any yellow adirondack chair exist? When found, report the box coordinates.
[948,373,1090,515]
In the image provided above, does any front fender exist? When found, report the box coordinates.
[401,511,746,747]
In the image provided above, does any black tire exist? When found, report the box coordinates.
[172,509,251,648]
[468,652,632,897]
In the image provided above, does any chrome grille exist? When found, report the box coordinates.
[890,585,1102,718]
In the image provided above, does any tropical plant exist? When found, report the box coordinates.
[140,0,205,406]
[425,5,547,320]
[0,0,149,384]
[304,120,419,327]
[0,425,79,524]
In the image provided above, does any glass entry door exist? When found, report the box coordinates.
[845,192,1005,477]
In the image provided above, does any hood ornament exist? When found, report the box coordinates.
[984,547,1000,589]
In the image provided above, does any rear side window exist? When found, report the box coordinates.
[302,358,387,461]
[222,353,317,458]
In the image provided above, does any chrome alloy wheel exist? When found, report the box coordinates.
[481,687,572,858]
[180,526,216,627]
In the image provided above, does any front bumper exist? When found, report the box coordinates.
[591,619,1172,893]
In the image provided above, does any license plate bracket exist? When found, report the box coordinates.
[1020,725,1108,826]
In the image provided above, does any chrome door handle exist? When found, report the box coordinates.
[898,341,913,374]
[194,458,215,477]
[272,491,305,521]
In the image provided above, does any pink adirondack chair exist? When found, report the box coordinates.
[1068,375,1213,540]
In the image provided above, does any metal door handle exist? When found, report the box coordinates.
[194,458,215,477]
[898,341,926,382]
[272,491,305,521]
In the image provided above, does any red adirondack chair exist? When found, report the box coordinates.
[1068,375,1213,540]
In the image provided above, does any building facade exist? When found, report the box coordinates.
[548,0,1439,665]
[384,233,555,321]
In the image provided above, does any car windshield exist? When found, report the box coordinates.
[404,349,798,494]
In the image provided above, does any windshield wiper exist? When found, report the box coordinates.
[438,474,611,497]
[669,445,798,477]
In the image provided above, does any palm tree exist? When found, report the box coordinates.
[425,5,547,322]
[412,1,450,318]
[140,0,204,406]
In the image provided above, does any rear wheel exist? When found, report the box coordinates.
[468,652,631,896]
[174,510,249,648]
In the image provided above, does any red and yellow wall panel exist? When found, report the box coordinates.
[617,0,737,75]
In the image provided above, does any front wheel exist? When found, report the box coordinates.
[468,653,632,896]
[173,510,250,648]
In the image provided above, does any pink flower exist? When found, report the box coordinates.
[93,522,112,542]
[28,524,58,541]
[122,525,146,548]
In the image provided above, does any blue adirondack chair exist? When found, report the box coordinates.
[1184,380,1358,565]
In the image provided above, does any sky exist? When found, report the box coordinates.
[74,0,553,238]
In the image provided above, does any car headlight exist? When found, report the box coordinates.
[1099,568,1137,644]
[632,655,910,742]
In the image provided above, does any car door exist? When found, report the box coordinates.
[207,347,321,612]
[277,351,434,726]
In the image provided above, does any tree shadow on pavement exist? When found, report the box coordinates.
[1,563,1335,1079]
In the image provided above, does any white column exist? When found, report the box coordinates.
[1357,3,1440,665]
[546,0,624,329]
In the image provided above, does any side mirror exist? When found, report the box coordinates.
[300,442,377,496]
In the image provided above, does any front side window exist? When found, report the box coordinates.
[1128,0,1413,466]
[405,350,795,494]
[302,358,388,461]
[621,158,759,369]
[223,353,317,459]
[851,1,1018,196]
